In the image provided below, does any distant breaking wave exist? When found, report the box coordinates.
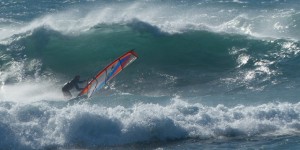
[1,1,300,44]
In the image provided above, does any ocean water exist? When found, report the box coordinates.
[1,0,300,149]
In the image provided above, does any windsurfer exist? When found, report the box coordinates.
[62,75,86,98]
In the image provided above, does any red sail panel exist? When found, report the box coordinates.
[78,50,138,98]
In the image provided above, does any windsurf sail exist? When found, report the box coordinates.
[77,50,138,98]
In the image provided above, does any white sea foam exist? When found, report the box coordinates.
[0,97,300,149]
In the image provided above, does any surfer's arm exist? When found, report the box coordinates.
[75,83,83,91]
[78,80,86,83]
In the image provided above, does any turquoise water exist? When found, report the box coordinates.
[1,0,300,149]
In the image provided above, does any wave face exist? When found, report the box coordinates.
[1,0,300,149]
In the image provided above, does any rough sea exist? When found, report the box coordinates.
[1,0,300,149]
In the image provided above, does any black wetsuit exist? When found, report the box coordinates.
[62,77,85,98]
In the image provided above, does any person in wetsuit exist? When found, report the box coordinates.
[62,75,86,98]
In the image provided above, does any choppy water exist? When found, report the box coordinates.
[1,0,300,149]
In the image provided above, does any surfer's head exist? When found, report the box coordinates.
[75,75,80,80]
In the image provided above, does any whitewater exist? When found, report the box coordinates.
[1,0,300,149]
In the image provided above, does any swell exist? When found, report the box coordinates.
[1,23,300,98]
